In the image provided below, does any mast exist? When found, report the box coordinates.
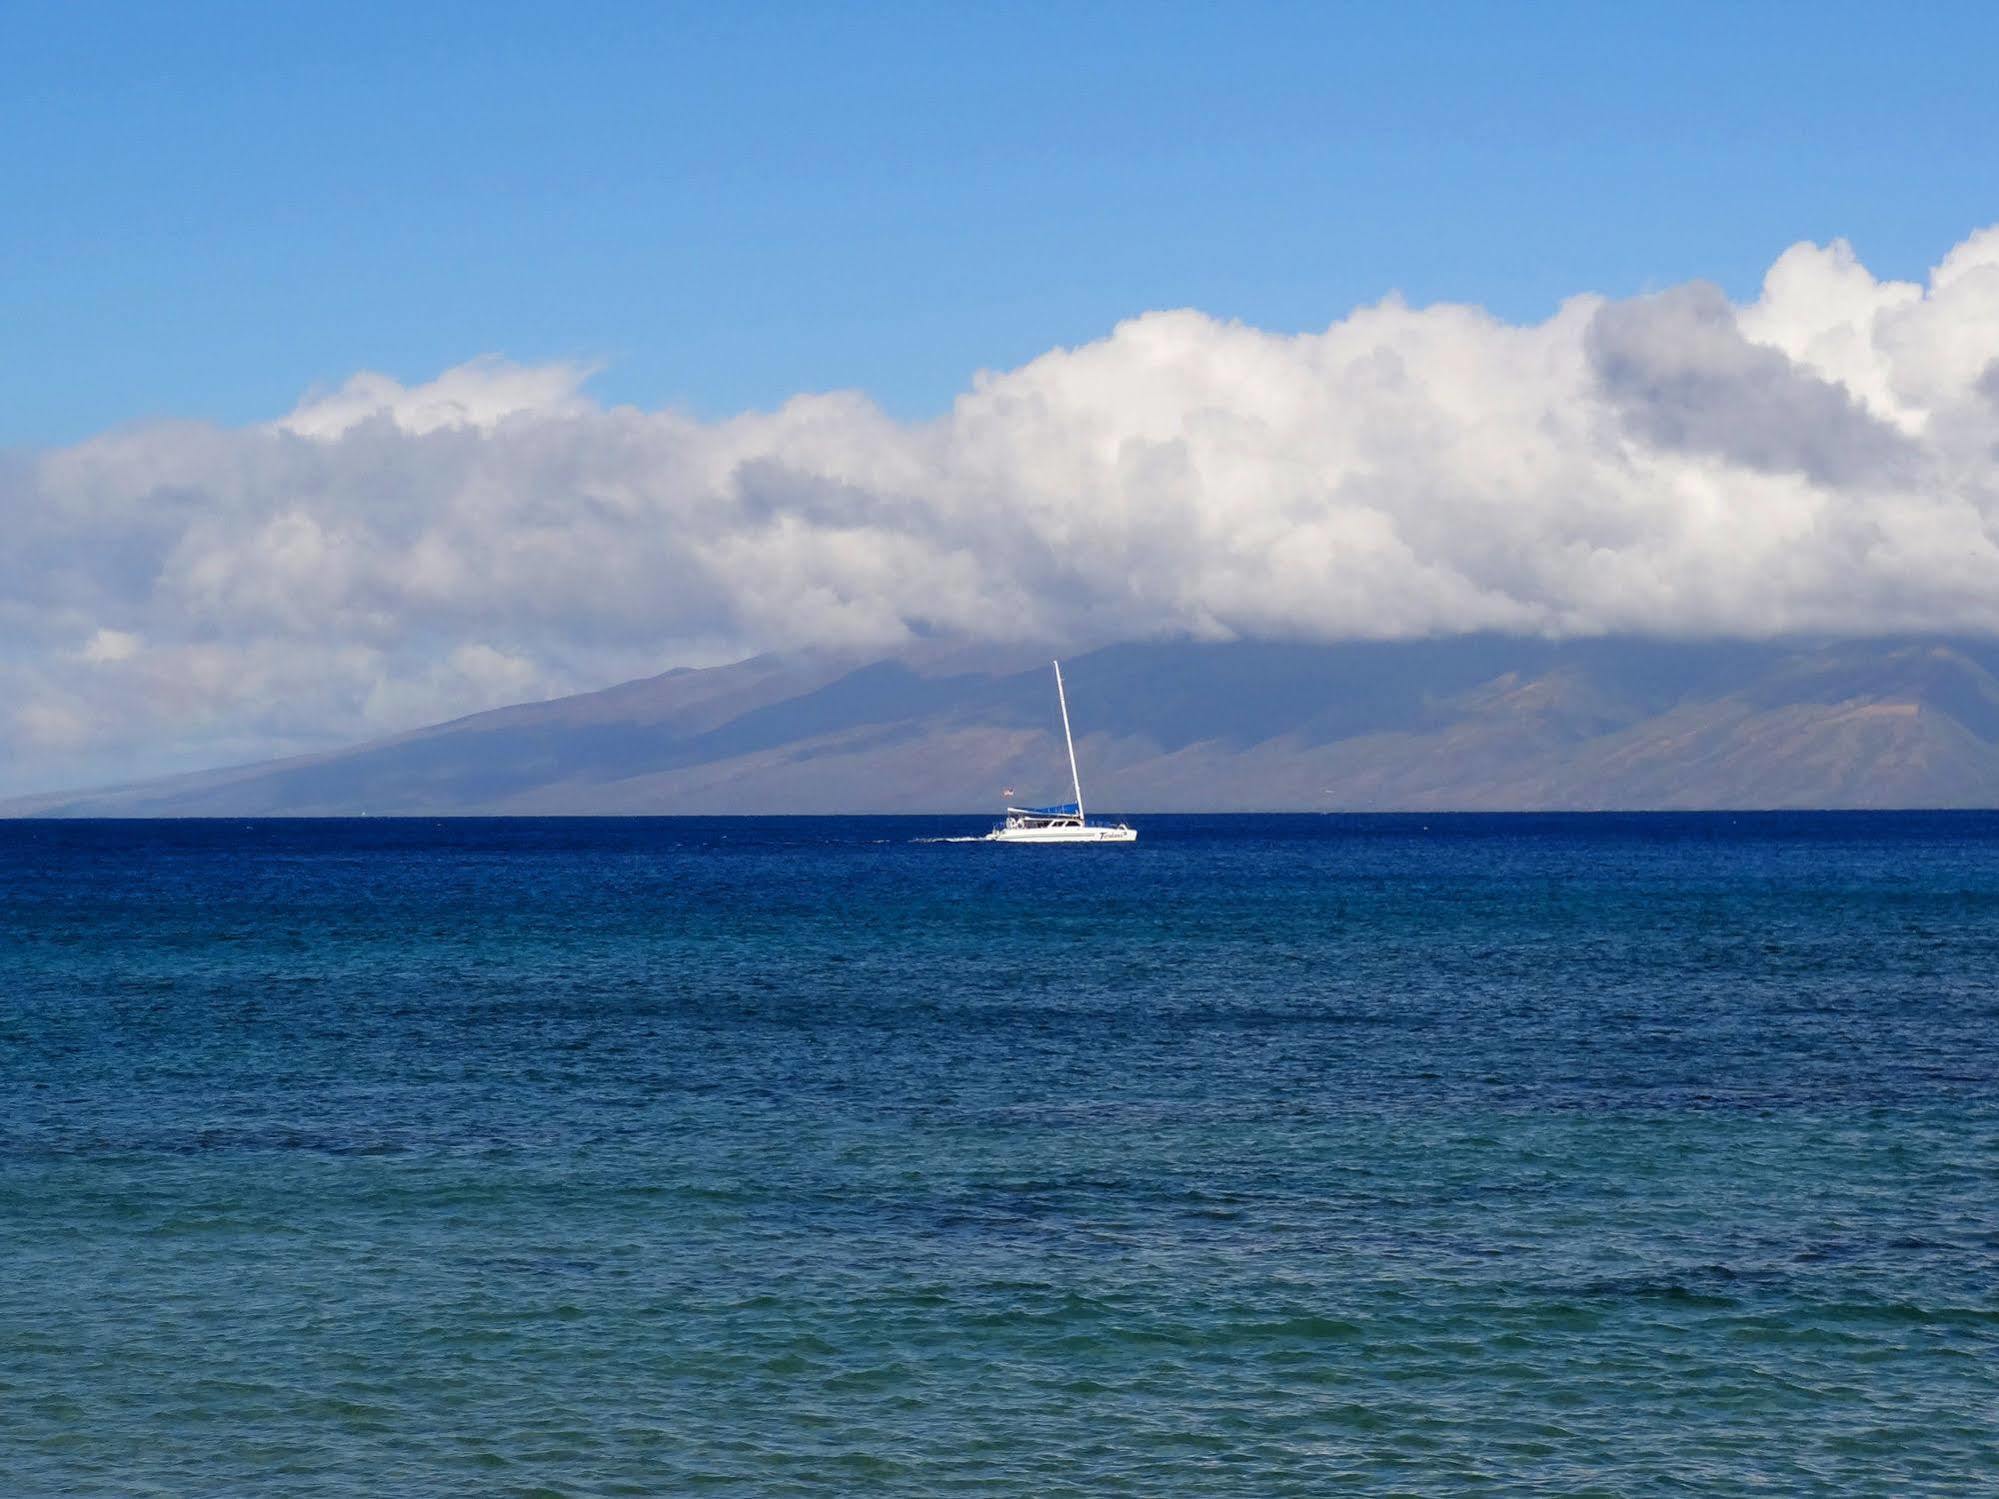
[1053,659,1084,821]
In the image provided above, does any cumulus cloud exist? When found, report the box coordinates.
[274,356,599,438]
[1586,281,1920,487]
[7,226,1999,791]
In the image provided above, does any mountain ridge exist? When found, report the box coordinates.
[10,636,1999,816]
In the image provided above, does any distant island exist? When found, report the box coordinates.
[8,635,1999,817]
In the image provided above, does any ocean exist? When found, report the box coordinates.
[3,814,1996,1494]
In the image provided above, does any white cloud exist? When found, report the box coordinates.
[7,225,1999,792]
[274,355,598,438]
[14,701,91,751]
[77,628,142,664]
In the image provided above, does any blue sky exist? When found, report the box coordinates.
[4,0,1996,446]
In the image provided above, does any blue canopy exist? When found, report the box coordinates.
[1015,802,1079,816]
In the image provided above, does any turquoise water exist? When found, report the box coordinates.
[4,814,1997,1494]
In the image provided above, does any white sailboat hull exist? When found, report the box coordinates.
[984,822,1137,844]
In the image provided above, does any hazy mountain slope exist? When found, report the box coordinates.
[0,650,858,817]
[10,638,1999,815]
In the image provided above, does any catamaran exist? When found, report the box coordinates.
[985,660,1137,844]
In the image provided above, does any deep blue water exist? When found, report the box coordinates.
[3,813,1997,1495]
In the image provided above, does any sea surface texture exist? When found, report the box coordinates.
[4,814,1997,1495]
